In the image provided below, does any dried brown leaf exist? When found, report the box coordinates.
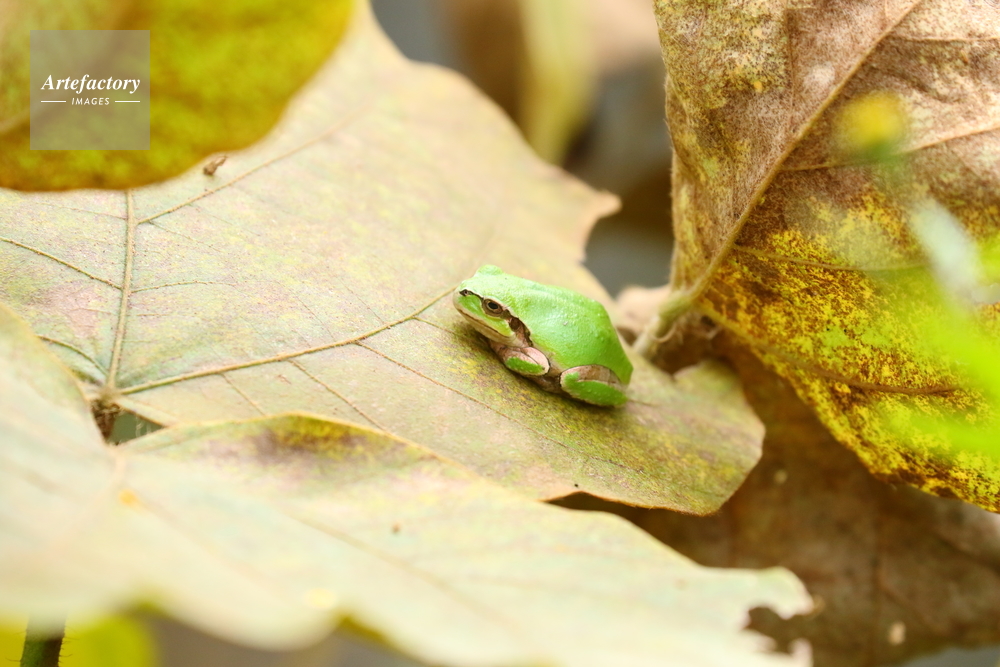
[591,337,1000,667]
[651,0,1000,509]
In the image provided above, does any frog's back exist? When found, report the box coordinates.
[520,283,633,383]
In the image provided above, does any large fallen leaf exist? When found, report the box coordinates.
[577,337,1000,667]
[0,303,811,666]
[0,4,763,512]
[647,0,1000,509]
[0,0,351,190]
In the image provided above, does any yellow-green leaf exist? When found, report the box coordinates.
[0,0,352,190]
[0,5,764,513]
[0,302,811,665]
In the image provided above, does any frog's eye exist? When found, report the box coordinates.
[482,298,504,314]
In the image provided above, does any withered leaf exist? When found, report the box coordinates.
[652,0,1000,509]
[596,339,1000,667]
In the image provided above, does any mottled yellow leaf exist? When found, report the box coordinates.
[649,0,1000,509]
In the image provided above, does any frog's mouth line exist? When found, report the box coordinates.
[457,310,531,347]
[454,296,533,348]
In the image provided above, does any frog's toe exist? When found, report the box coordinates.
[560,365,628,407]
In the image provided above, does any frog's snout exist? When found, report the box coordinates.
[452,288,469,308]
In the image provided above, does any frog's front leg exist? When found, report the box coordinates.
[560,365,628,407]
[488,340,550,376]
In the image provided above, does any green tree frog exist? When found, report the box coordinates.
[453,265,633,407]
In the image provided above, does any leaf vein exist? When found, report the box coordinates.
[118,285,454,395]
[132,280,240,294]
[354,340,653,480]
[685,0,924,304]
[699,303,957,395]
[731,244,925,272]
[783,119,1000,173]
[221,373,267,415]
[0,235,120,288]
[37,335,107,380]
[135,90,387,226]
[287,359,388,431]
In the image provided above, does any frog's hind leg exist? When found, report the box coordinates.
[489,341,550,376]
[560,365,627,407]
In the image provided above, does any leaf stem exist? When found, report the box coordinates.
[20,618,64,667]
[634,289,694,358]
[93,401,122,441]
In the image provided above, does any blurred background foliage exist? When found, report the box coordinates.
[424,0,674,296]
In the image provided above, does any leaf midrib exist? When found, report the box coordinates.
[91,79,400,394]
[116,285,454,395]
[684,0,925,304]
[105,191,136,392]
